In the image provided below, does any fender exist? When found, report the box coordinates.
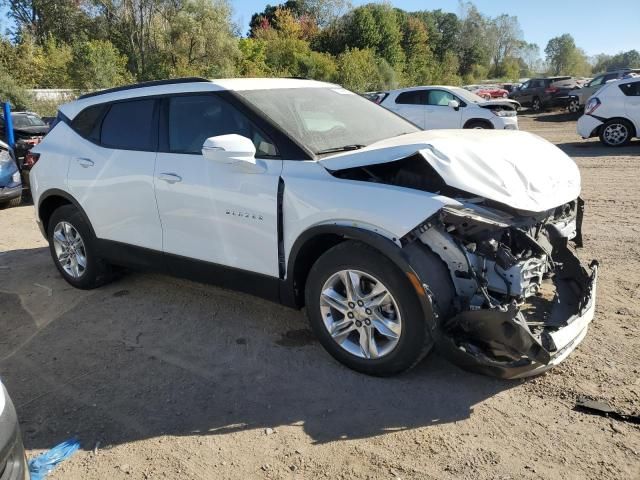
[281,224,437,330]
[37,188,96,239]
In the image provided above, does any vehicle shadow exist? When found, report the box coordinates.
[528,111,580,123]
[557,139,640,157]
[0,247,516,450]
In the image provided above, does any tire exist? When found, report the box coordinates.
[305,241,434,376]
[7,196,21,208]
[47,204,112,289]
[567,98,581,114]
[465,120,492,129]
[599,119,633,147]
[531,97,542,112]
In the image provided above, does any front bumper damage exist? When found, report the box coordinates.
[438,252,597,379]
[406,199,598,379]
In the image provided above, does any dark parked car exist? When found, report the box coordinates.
[0,381,28,479]
[0,140,22,208]
[0,111,49,160]
[509,77,580,112]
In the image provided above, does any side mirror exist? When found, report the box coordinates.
[202,134,256,164]
[448,99,460,110]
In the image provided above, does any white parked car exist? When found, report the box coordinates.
[31,78,597,379]
[377,86,519,130]
[577,76,640,146]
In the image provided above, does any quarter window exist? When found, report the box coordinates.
[100,99,156,151]
[168,95,277,157]
[71,104,108,141]
[619,81,640,96]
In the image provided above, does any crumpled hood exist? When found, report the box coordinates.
[478,98,520,108]
[319,130,581,213]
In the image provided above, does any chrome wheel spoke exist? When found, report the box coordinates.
[321,287,349,314]
[358,326,378,359]
[372,312,400,340]
[340,270,361,301]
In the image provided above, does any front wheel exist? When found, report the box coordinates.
[47,205,112,289]
[599,119,633,147]
[305,241,432,376]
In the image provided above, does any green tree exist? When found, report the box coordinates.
[69,39,132,91]
[401,16,433,85]
[592,50,640,72]
[545,34,590,76]
[336,47,382,91]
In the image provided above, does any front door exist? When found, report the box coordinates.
[153,94,282,277]
[423,89,462,129]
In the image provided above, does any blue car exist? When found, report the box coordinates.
[0,140,22,208]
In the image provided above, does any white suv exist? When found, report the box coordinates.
[31,78,597,378]
[577,76,640,146]
[377,86,519,130]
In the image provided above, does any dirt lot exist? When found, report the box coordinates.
[1,113,639,480]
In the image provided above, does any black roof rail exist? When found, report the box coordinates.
[78,77,211,100]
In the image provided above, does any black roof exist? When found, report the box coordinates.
[78,77,210,100]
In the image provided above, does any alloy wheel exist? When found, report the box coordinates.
[532,98,541,111]
[568,99,580,113]
[52,221,87,278]
[603,123,629,146]
[319,269,402,359]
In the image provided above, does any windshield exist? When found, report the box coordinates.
[11,114,46,128]
[449,87,486,104]
[235,87,419,155]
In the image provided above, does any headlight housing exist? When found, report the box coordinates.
[492,109,517,117]
[585,97,601,115]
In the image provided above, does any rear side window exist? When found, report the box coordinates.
[395,91,426,105]
[71,104,108,141]
[100,99,156,151]
[167,95,277,157]
[619,82,640,96]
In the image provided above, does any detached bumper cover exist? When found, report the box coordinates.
[436,250,598,379]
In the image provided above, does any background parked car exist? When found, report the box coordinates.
[0,140,22,208]
[378,86,519,130]
[577,76,640,146]
[568,68,640,113]
[0,111,49,161]
[509,76,581,112]
[472,85,510,99]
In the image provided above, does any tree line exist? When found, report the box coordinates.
[1,0,638,111]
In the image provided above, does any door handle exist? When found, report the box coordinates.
[76,158,94,168]
[158,173,182,184]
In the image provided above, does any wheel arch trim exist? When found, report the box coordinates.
[281,225,436,328]
[37,188,96,238]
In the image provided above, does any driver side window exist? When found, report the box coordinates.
[427,90,455,106]
[167,95,277,157]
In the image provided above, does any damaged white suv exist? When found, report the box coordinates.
[30,78,598,379]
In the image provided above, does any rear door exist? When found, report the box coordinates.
[387,90,426,128]
[512,80,532,105]
[620,80,640,131]
[423,89,462,129]
[66,98,163,251]
[153,93,282,276]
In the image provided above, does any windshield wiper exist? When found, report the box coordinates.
[316,144,366,155]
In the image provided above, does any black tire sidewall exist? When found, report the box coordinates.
[305,242,429,376]
[47,205,108,289]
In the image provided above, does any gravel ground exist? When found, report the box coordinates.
[1,112,639,480]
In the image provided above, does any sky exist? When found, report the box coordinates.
[231,0,638,57]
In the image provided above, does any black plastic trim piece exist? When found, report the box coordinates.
[78,77,210,100]
[277,177,286,279]
[282,225,437,326]
[38,189,96,238]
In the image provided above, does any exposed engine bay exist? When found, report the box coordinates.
[331,154,598,378]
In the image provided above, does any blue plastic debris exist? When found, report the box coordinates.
[28,438,80,480]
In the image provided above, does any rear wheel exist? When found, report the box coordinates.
[47,205,112,289]
[599,119,633,147]
[305,241,433,376]
[531,97,542,112]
